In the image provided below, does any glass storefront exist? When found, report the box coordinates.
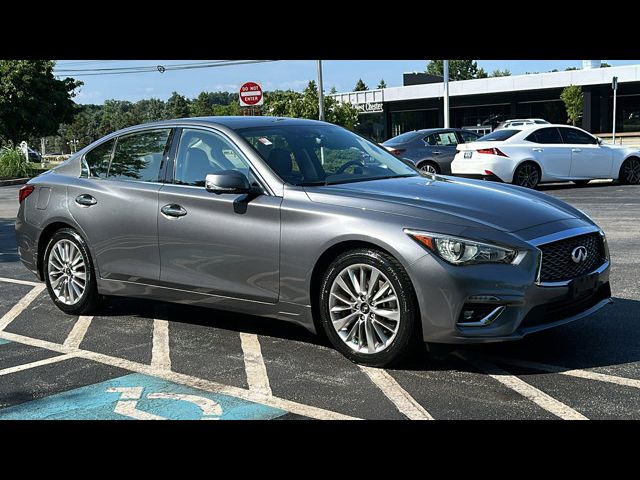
[618,94,640,133]
[450,104,512,130]
[354,112,386,143]
[389,109,439,138]
[516,100,566,124]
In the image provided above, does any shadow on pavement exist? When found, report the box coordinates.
[0,218,18,263]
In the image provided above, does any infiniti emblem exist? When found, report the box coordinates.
[571,246,588,264]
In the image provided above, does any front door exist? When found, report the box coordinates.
[157,127,281,303]
[559,127,613,178]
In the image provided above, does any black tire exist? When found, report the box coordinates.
[418,161,440,175]
[43,228,102,315]
[318,248,420,367]
[513,162,541,189]
[572,180,591,186]
[619,157,640,185]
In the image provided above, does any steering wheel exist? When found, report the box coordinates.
[335,160,364,175]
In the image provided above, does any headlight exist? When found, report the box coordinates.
[405,229,518,265]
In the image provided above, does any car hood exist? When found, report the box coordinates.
[305,175,580,233]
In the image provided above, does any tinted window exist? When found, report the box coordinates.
[425,131,458,146]
[477,129,520,141]
[558,127,597,145]
[82,139,114,178]
[458,130,480,143]
[527,127,562,144]
[174,129,251,187]
[109,129,171,182]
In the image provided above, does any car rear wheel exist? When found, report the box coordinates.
[620,157,640,184]
[44,228,102,315]
[513,162,540,188]
[418,161,439,175]
[318,248,420,367]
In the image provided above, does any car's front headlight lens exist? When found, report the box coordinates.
[405,230,517,265]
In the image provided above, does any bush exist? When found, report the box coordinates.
[0,147,34,179]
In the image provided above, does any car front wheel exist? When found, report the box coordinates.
[620,157,640,184]
[319,248,420,367]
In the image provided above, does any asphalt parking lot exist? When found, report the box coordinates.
[0,181,639,420]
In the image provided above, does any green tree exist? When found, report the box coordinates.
[329,86,338,94]
[0,60,81,146]
[560,85,583,126]
[354,79,368,91]
[426,60,485,80]
[490,69,511,77]
[565,67,578,71]
[601,62,611,68]
[165,92,191,118]
[377,79,387,89]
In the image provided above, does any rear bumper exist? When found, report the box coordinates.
[451,156,515,183]
[15,214,41,280]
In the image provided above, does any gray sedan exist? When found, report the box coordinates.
[382,128,481,174]
[15,117,611,366]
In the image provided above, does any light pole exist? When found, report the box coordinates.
[612,76,618,143]
[443,60,450,128]
[317,60,325,121]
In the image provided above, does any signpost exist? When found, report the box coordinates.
[612,76,618,143]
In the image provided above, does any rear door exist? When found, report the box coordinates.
[68,128,173,283]
[559,127,612,178]
[525,127,571,179]
[424,131,459,172]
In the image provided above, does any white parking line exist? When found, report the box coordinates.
[239,332,272,397]
[0,284,46,331]
[0,277,41,287]
[360,366,433,420]
[0,353,77,376]
[489,356,640,390]
[151,319,171,370]
[0,329,357,420]
[63,316,93,349]
[455,352,588,420]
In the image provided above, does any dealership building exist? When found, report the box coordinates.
[330,63,640,143]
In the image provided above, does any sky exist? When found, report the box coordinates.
[56,60,640,105]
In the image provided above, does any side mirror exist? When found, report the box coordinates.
[597,137,603,145]
[205,170,251,195]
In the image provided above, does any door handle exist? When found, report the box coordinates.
[431,150,441,155]
[532,148,544,152]
[572,148,582,152]
[161,204,187,218]
[75,194,97,207]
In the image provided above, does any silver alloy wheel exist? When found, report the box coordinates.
[515,163,539,188]
[623,158,640,184]
[328,264,400,354]
[47,239,87,306]
[420,163,437,175]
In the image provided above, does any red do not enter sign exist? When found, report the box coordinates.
[239,82,264,106]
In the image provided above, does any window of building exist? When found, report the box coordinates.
[108,129,171,182]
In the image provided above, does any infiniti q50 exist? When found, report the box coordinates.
[15,117,612,366]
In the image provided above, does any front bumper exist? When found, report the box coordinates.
[407,247,611,345]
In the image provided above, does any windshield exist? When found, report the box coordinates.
[477,129,521,141]
[237,124,418,186]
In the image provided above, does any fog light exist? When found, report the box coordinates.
[458,303,506,327]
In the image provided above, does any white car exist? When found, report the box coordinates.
[451,124,640,188]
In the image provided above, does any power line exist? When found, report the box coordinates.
[53,60,279,76]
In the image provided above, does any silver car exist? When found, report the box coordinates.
[15,117,612,366]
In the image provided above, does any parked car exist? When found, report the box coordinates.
[382,128,481,174]
[451,124,640,188]
[495,118,550,130]
[16,117,612,366]
[27,148,42,162]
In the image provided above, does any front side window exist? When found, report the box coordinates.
[109,129,171,182]
[558,127,597,145]
[238,124,417,186]
[527,127,562,144]
[426,132,458,146]
[82,139,114,178]
[174,128,251,187]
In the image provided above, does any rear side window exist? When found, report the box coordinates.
[526,127,562,144]
[108,129,172,182]
[458,130,480,143]
[82,139,114,178]
[477,129,520,142]
[558,127,597,145]
[425,131,458,146]
[385,131,422,145]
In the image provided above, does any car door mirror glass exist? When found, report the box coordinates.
[205,171,251,195]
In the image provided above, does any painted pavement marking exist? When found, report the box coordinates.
[63,316,93,349]
[0,284,46,331]
[360,366,433,420]
[151,319,171,370]
[240,332,272,397]
[0,353,77,376]
[0,329,358,420]
[0,373,286,420]
[0,339,10,346]
[455,352,588,420]
[488,355,640,390]
[0,277,41,287]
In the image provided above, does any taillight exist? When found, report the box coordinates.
[476,148,508,157]
[18,185,35,204]
[388,148,406,156]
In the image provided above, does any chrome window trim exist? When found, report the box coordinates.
[529,225,600,247]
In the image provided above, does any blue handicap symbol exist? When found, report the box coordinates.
[0,373,287,420]
[0,339,11,346]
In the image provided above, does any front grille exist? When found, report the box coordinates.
[538,232,605,282]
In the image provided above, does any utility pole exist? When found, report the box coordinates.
[443,60,450,128]
[317,60,325,122]
[612,76,618,143]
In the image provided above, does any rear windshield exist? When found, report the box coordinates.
[477,129,520,142]
[384,131,422,145]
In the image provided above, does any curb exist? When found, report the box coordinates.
[0,178,29,187]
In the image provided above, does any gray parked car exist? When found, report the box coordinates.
[15,117,612,366]
[382,128,481,175]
